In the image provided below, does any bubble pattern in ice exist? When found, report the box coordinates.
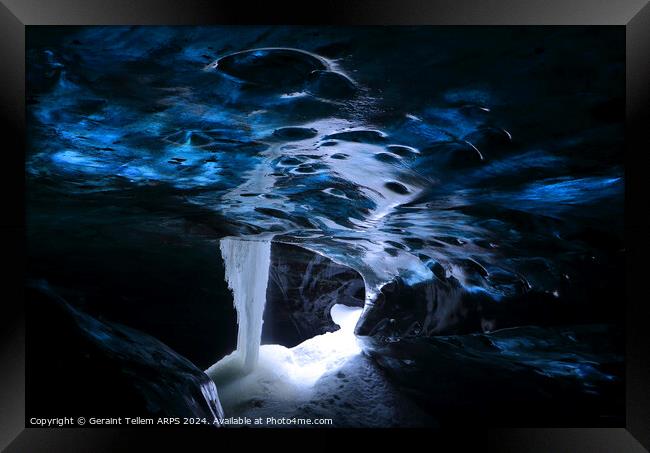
[26,27,624,336]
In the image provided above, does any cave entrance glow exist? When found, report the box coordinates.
[207,237,362,413]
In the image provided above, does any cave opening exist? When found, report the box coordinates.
[206,237,365,416]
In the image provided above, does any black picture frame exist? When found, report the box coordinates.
[1,0,648,450]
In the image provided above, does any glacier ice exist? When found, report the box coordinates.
[206,304,362,414]
[27,26,624,342]
[219,237,272,373]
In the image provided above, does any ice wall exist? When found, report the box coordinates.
[220,237,271,373]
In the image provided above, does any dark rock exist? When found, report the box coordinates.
[354,275,485,338]
[26,282,224,424]
[262,243,365,347]
[362,324,623,426]
[354,270,581,339]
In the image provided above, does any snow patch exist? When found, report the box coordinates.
[206,304,362,412]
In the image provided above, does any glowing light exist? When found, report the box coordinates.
[206,304,362,410]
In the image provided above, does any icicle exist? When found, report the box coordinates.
[220,237,271,373]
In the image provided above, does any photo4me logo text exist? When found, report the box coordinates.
[29,416,334,427]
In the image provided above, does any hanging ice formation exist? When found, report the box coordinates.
[219,237,272,373]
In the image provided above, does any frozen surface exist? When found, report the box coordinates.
[206,304,361,404]
[206,304,432,427]
[220,237,271,372]
[26,27,625,426]
[26,28,624,333]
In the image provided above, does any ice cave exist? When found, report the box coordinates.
[25,26,625,428]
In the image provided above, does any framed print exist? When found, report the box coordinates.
[1,0,649,450]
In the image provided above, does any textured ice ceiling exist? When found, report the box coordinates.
[27,26,624,336]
